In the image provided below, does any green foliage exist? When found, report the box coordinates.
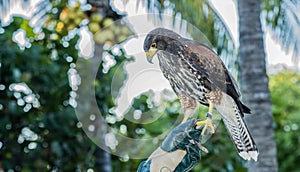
[0,16,97,170]
[0,14,104,170]
[269,70,300,171]
[110,92,184,171]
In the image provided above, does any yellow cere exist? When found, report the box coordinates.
[146,47,157,58]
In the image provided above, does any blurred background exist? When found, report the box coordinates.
[0,0,299,171]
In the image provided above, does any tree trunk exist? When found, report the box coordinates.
[85,0,123,170]
[94,147,112,172]
[237,0,278,172]
[92,42,112,172]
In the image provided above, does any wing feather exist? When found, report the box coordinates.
[179,40,250,114]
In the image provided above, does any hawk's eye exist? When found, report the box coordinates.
[151,43,157,48]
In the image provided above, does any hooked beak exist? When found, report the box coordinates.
[145,47,157,64]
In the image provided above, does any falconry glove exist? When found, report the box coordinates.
[137,118,207,172]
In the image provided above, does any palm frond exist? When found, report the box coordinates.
[29,0,52,29]
[0,0,29,25]
[0,0,50,27]
[262,0,300,66]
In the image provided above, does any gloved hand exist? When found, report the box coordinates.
[137,118,207,172]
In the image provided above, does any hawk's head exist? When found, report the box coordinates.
[143,28,181,63]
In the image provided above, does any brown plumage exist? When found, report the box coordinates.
[143,28,258,161]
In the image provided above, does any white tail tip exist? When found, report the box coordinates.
[239,151,259,161]
[249,151,259,161]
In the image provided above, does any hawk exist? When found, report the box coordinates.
[143,28,258,161]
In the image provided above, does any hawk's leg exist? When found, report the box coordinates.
[195,101,215,135]
[178,93,197,123]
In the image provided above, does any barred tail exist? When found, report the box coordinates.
[215,93,259,161]
[222,114,259,161]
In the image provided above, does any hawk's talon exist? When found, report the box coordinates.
[195,114,215,135]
